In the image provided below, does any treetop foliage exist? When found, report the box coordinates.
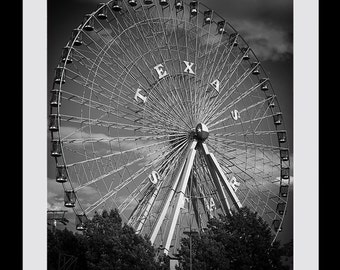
[48,208,166,270]
[48,207,292,270]
[175,207,291,270]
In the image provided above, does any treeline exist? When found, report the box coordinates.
[48,208,168,270]
[48,207,292,270]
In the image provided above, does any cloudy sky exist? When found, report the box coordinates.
[24,1,318,269]
[47,0,294,238]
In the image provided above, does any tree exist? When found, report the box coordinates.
[176,207,289,270]
[47,227,88,270]
[83,208,161,270]
[48,209,169,269]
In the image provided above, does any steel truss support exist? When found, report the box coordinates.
[147,140,242,256]
[188,174,203,232]
[150,141,197,245]
[201,143,242,211]
[201,143,232,215]
[135,180,162,234]
[162,142,197,254]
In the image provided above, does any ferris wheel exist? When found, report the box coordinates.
[49,0,290,256]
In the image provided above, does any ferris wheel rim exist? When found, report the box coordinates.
[49,0,290,245]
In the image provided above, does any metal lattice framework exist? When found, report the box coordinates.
[49,0,290,256]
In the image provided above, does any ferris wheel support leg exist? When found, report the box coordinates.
[202,143,242,211]
[194,177,214,219]
[135,181,162,234]
[149,141,197,245]
[162,142,197,255]
[189,176,203,231]
[200,143,231,215]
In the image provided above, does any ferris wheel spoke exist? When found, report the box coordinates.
[193,154,225,217]
[73,157,144,193]
[207,95,272,130]
[206,142,282,197]
[64,138,172,173]
[117,176,151,213]
[237,188,280,219]
[106,7,189,113]
[75,32,135,83]
[187,11,205,121]
[196,35,240,118]
[213,48,245,90]
[70,49,143,97]
[195,40,229,118]
[198,33,244,96]
[79,21,170,97]
[81,85,188,134]
[81,23,134,68]
[81,144,172,215]
[62,60,144,112]
[206,150,275,210]
[211,146,277,184]
[152,11,202,122]
[208,134,283,152]
[211,130,285,144]
[154,77,196,128]
[128,180,163,231]
[104,15,200,129]
[59,123,186,158]
[58,113,186,136]
[205,69,260,125]
[171,19,197,124]
[143,92,190,131]
[134,161,181,233]
[235,176,287,216]
[83,165,151,214]
[59,89,150,126]
[68,143,187,210]
[156,138,189,176]
[185,16,212,121]
[73,43,157,100]
[204,60,257,121]
[208,112,280,134]
[200,51,245,117]
[132,163,182,234]
[60,133,182,145]
[82,137,187,215]
[206,139,281,176]
[57,113,147,133]
[190,172,211,222]
[136,99,192,132]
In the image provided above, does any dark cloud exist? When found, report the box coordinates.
[234,20,293,61]
[48,1,293,63]
[200,0,293,61]
[201,0,293,29]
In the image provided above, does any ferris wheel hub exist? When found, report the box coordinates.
[195,123,209,142]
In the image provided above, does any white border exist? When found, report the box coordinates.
[23,0,47,269]
[294,0,319,269]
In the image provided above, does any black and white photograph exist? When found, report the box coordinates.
[23,0,318,269]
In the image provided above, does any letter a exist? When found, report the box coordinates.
[210,79,220,92]
[183,61,195,74]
